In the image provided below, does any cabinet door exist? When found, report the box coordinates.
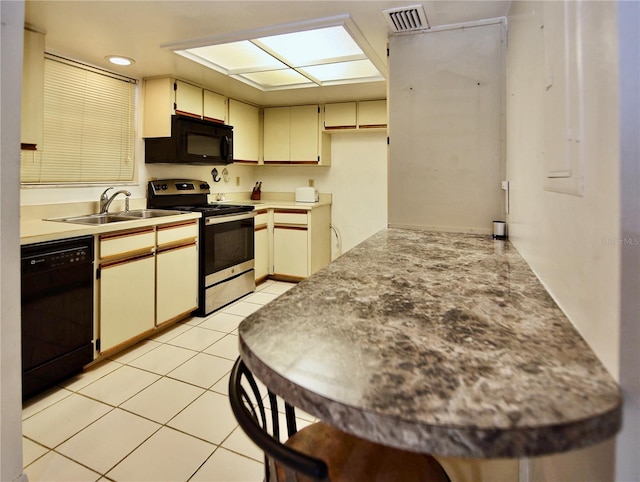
[263,106,290,162]
[290,105,319,162]
[100,255,155,352]
[203,90,227,124]
[324,102,357,129]
[229,99,260,162]
[358,100,387,128]
[254,226,269,281]
[273,227,308,279]
[175,80,203,118]
[157,244,198,325]
[143,77,174,138]
[21,28,45,149]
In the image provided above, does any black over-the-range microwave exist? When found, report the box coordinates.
[145,115,233,165]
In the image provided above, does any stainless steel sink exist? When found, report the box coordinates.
[47,209,186,225]
[123,209,186,218]
[50,213,139,225]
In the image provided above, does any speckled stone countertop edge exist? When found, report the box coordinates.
[239,228,623,458]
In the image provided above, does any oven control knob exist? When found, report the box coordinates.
[161,184,168,190]
[200,183,209,189]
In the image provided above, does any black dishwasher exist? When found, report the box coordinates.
[21,235,94,400]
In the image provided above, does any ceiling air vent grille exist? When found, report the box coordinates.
[383,5,429,33]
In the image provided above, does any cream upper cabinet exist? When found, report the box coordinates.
[228,99,260,163]
[324,102,357,129]
[290,105,319,162]
[358,100,387,128]
[144,77,228,138]
[143,77,178,137]
[21,28,45,150]
[174,80,203,118]
[322,100,387,131]
[263,104,330,165]
[203,90,227,124]
[263,106,291,162]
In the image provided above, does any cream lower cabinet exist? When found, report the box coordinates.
[98,220,199,354]
[273,226,308,279]
[156,221,198,326]
[98,228,156,353]
[254,209,270,282]
[272,206,331,281]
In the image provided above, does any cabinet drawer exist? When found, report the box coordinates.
[157,221,198,246]
[100,228,155,260]
[255,210,269,227]
[273,211,308,226]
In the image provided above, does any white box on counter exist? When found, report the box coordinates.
[295,187,319,203]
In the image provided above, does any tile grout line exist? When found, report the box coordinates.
[22,282,296,480]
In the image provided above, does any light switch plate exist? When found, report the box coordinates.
[501,181,510,214]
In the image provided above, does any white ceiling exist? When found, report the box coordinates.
[25,0,510,106]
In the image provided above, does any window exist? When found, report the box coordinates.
[21,54,137,184]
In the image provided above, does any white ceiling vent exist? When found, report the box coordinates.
[383,5,429,33]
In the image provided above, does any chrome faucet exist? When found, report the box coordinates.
[99,187,131,214]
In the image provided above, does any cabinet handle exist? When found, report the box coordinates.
[100,227,154,241]
[100,251,154,269]
[274,225,307,231]
[156,241,196,254]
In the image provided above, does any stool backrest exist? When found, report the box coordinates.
[229,357,330,482]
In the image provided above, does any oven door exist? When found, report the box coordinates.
[202,211,255,285]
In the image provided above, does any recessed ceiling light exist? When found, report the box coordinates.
[105,55,135,66]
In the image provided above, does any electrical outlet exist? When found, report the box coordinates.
[308,179,315,187]
[236,176,240,186]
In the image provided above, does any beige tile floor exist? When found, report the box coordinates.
[22,280,298,482]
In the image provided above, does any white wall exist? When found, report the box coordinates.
[388,22,506,234]
[506,0,619,392]
[1,1,29,480]
[506,1,638,480]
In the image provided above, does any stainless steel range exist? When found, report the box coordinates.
[147,179,255,316]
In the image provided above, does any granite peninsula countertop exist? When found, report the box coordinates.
[239,228,622,458]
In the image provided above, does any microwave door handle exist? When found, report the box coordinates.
[220,135,230,161]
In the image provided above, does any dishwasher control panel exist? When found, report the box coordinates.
[21,236,93,274]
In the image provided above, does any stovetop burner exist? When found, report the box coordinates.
[147,179,254,217]
[173,204,254,216]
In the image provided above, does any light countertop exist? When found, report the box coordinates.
[21,212,202,245]
[20,192,331,245]
[239,228,622,458]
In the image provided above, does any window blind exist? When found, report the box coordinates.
[21,55,137,184]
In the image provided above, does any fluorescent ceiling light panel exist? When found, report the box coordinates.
[301,59,382,82]
[172,20,385,91]
[255,26,364,66]
[186,41,286,72]
[239,69,314,88]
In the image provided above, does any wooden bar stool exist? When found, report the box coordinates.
[229,357,451,482]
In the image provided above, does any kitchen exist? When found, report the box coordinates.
[1,1,638,482]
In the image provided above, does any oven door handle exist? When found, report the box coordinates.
[205,211,256,225]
